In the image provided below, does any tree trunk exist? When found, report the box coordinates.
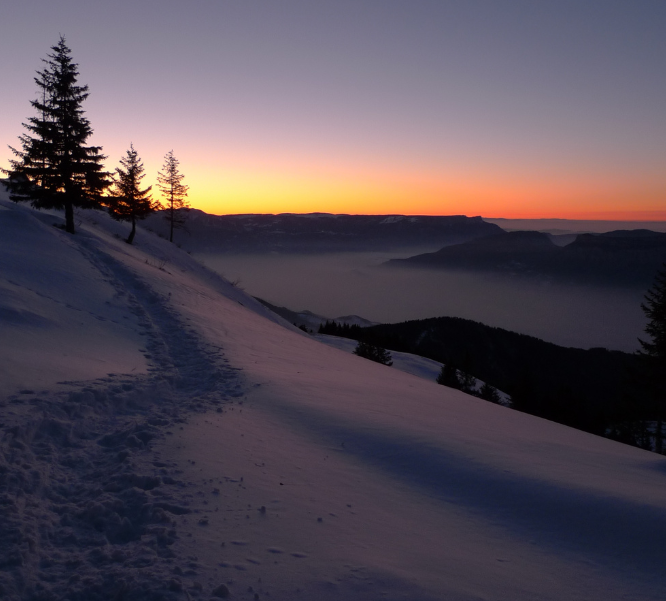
[169,200,174,243]
[65,201,75,234]
[126,216,136,245]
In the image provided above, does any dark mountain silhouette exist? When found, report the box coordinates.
[142,210,502,252]
[544,230,666,285]
[319,314,641,440]
[389,229,666,287]
[388,230,558,272]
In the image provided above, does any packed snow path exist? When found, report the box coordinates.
[0,202,246,600]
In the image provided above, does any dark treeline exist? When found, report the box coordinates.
[320,315,651,447]
[318,321,364,338]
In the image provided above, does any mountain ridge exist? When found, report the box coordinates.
[143,209,502,252]
[388,228,666,286]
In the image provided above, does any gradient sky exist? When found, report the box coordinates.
[2,0,666,218]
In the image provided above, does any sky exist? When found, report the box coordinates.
[1,0,666,219]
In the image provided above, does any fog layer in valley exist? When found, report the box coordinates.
[197,251,646,352]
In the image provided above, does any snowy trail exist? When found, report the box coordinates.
[74,231,242,400]
[0,206,245,600]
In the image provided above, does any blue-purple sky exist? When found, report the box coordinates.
[2,0,666,217]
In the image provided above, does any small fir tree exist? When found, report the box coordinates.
[436,362,461,389]
[638,263,666,453]
[353,341,393,366]
[459,370,476,394]
[107,144,160,244]
[4,37,110,233]
[479,382,501,404]
[157,150,189,243]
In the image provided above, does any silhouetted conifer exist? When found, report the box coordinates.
[4,37,110,233]
[459,370,476,394]
[157,150,189,243]
[107,144,160,244]
[479,382,501,404]
[638,263,666,453]
[436,362,461,389]
[353,341,393,366]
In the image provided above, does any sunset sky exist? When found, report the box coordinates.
[2,1,666,219]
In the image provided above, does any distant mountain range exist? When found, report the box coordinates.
[388,229,666,287]
[142,210,502,252]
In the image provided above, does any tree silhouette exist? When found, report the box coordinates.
[353,341,393,366]
[107,144,159,245]
[436,362,461,389]
[639,263,666,453]
[157,150,189,243]
[3,37,109,233]
[479,382,501,404]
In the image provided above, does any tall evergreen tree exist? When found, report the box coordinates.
[107,144,159,245]
[157,150,189,243]
[3,37,110,234]
[638,263,666,453]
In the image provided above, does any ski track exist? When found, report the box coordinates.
[0,230,243,601]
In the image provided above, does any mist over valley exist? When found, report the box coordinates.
[138,209,658,352]
[197,250,646,352]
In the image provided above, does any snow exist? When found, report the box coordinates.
[379,215,404,224]
[314,333,443,381]
[1,199,666,600]
[0,202,147,391]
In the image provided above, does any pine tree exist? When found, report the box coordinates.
[353,341,393,366]
[479,382,501,404]
[459,370,476,394]
[436,362,461,389]
[107,144,160,245]
[4,37,110,233]
[157,150,189,243]
[638,263,666,453]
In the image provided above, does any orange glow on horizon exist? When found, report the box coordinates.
[179,161,666,221]
[93,138,666,222]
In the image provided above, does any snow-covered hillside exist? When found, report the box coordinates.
[1,199,666,601]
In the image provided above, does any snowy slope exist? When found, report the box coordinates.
[1,200,666,601]
[314,333,510,403]
[0,202,148,391]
